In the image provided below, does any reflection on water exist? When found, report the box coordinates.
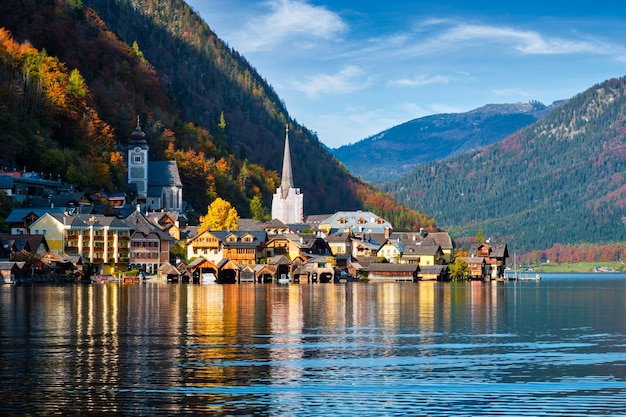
[1,275,626,415]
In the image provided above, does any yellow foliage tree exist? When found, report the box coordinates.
[198,198,239,232]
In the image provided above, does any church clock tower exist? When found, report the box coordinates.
[127,116,149,203]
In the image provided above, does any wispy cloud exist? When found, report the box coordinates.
[433,22,621,56]
[231,0,347,53]
[291,66,371,99]
[388,74,451,87]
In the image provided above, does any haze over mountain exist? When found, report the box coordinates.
[381,76,626,253]
[331,101,564,182]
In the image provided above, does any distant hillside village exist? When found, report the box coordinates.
[0,122,509,284]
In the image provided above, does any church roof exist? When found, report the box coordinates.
[280,125,294,194]
[148,161,182,188]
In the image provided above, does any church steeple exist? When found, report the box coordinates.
[280,124,294,197]
[271,123,304,223]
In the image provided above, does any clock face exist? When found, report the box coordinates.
[134,146,142,153]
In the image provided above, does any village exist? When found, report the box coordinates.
[0,123,510,284]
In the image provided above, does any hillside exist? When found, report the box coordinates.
[0,0,435,231]
[382,77,626,253]
[332,102,562,183]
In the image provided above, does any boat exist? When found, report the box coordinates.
[277,273,290,284]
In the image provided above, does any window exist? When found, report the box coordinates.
[134,155,142,163]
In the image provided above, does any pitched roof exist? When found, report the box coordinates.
[325,232,352,243]
[402,244,441,256]
[148,161,182,188]
[322,210,392,232]
[5,207,66,223]
[366,263,419,272]
[237,218,263,231]
[125,210,172,240]
[469,242,508,258]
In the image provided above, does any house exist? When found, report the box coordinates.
[28,212,67,253]
[221,231,267,265]
[41,252,87,276]
[0,261,26,283]
[325,231,353,257]
[5,207,66,235]
[264,233,303,260]
[186,257,219,283]
[267,255,293,282]
[147,211,183,241]
[468,241,509,280]
[351,235,381,259]
[216,258,240,283]
[62,214,132,275]
[125,208,173,275]
[365,263,419,282]
[186,230,224,263]
[376,238,405,263]
[401,243,445,266]
[457,255,488,280]
[304,214,332,234]
[419,265,448,281]
[158,261,182,283]
[392,230,454,263]
[292,255,335,283]
[264,218,292,235]
[0,234,50,259]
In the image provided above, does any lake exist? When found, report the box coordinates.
[1,274,626,416]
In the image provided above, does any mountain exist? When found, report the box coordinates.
[332,101,563,183]
[381,77,626,253]
[0,0,435,231]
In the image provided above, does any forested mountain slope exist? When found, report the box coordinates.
[0,0,435,231]
[382,77,626,253]
[332,102,562,182]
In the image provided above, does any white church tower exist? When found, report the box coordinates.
[272,125,304,223]
[127,116,149,203]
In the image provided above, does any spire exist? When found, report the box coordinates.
[280,124,294,197]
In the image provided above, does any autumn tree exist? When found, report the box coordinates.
[250,194,270,222]
[449,258,469,280]
[199,197,239,232]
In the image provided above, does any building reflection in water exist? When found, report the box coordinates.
[0,280,512,415]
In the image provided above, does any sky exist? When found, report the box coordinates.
[185,0,626,148]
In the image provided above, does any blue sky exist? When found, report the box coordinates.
[186,0,626,148]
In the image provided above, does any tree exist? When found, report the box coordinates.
[199,197,239,232]
[476,228,485,243]
[449,258,469,280]
[250,194,269,222]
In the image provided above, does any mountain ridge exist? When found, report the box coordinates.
[332,101,565,182]
[381,76,626,253]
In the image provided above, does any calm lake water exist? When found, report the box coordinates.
[1,274,626,416]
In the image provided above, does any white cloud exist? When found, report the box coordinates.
[388,74,451,87]
[231,0,347,53]
[291,66,371,99]
[438,23,619,56]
